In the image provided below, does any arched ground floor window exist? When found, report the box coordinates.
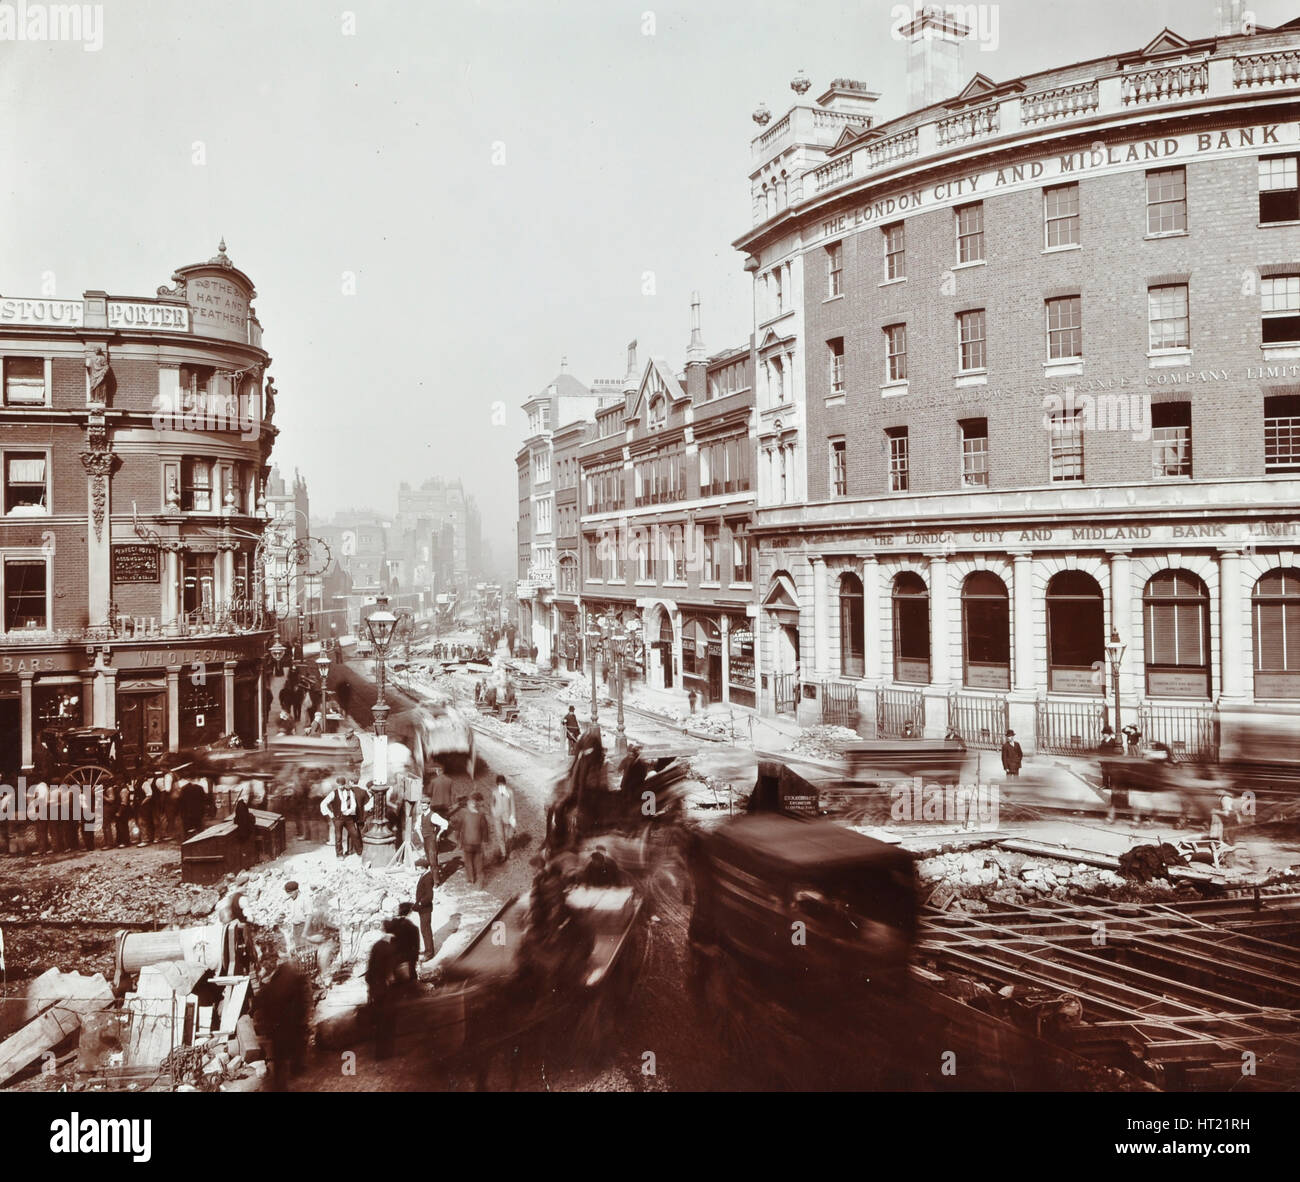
[1046,570,1104,694]
[892,572,930,684]
[962,571,1010,689]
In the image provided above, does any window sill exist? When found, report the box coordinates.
[1258,220,1300,229]
[1041,243,1081,255]
[664,581,688,589]
[730,582,753,591]
[1261,343,1300,359]
[1043,358,1083,377]
[1148,348,1192,368]
[955,371,988,387]
[3,507,50,517]
[3,401,51,409]
[634,580,655,588]
[878,276,907,288]
[952,259,986,271]
[700,582,722,590]
[1144,230,1188,240]
[822,293,844,304]
[824,394,846,407]
[881,381,909,397]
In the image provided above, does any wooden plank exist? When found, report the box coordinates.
[0,975,115,1086]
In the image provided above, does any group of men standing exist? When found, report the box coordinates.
[1,767,211,856]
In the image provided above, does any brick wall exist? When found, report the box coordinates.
[803,151,1300,499]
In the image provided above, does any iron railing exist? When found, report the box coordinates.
[773,672,797,715]
[1137,702,1220,761]
[876,687,925,738]
[820,681,860,729]
[1035,698,1108,754]
[947,692,1008,750]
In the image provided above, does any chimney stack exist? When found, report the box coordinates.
[686,291,707,364]
[902,5,971,111]
[1216,0,1247,36]
[685,292,707,402]
[623,340,639,394]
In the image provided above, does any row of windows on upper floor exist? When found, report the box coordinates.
[581,435,754,513]
[755,157,1300,322]
[0,451,261,516]
[819,275,1300,395]
[582,523,753,588]
[824,393,1300,498]
[0,355,261,411]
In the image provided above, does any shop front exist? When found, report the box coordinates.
[727,616,756,708]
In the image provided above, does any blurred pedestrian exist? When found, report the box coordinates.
[459,792,489,885]
[364,927,398,1059]
[493,774,516,863]
[233,798,257,868]
[132,773,155,846]
[178,780,205,832]
[385,908,420,985]
[563,706,581,753]
[418,799,449,871]
[257,949,310,1092]
[28,777,52,855]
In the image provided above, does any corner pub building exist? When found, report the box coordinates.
[0,243,278,779]
[736,7,1300,753]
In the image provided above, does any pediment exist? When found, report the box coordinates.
[630,358,685,422]
[946,72,1025,109]
[762,573,800,614]
[1138,28,1195,58]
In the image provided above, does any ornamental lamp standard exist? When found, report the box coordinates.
[1105,628,1127,734]
[608,621,628,757]
[586,617,603,727]
[366,594,398,787]
[315,649,331,718]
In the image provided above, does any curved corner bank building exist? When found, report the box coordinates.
[735,14,1300,754]
[0,244,277,776]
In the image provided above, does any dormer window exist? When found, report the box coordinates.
[647,394,667,431]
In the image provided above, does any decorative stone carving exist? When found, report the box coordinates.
[86,345,110,406]
[80,449,117,542]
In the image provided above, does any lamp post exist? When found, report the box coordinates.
[1105,628,1127,735]
[608,621,627,757]
[366,593,397,787]
[265,635,286,748]
[315,648,331,724]
[586,611,604,727]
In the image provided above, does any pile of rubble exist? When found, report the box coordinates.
[788,725,863,761]
[917,848,1136,910]
[235,858,423,940]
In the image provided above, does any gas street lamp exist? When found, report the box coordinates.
[366,594,398,787]
[1105,628,1127,735]
[607,620,628,757]
[586,617,602,727]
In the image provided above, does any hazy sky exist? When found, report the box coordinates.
[0,0,1275,571]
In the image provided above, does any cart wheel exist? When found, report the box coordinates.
[63,765,114,793]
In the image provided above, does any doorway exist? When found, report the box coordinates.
[119,690,167,769]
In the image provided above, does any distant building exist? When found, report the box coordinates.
[515,366,622,661]
[263,465,318,635]
[577,299,756,705]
